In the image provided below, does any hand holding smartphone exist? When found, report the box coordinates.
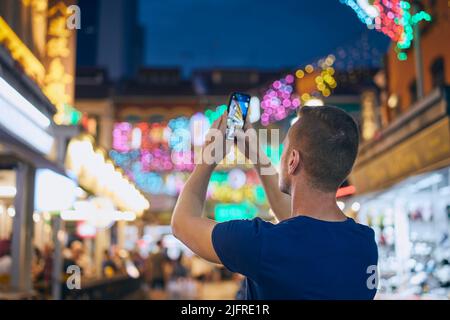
[226,92,251,140]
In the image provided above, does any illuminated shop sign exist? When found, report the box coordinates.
[0,76,54,155]
[0,17,46,85]
[66,136,150,214]
[34,169,77,212]
[43,0,80,125]
[0,9,80,126]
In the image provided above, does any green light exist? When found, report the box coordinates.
[214,202,258,222]
[254,185,267,205]
[205,104,227,124]
[400,1,410,10]
[265,144,283,166]
[210,171,228,184]
[61,103,82,125]
[398,52,408,61]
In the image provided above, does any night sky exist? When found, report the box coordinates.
[139,0,390,73]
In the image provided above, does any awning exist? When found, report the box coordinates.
[350,87,450,194]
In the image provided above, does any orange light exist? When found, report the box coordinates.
[336,185,356,198]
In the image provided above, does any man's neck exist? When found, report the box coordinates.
[290,179,347,222]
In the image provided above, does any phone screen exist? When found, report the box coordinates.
[226,92,250,140]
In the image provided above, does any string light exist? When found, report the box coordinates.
[260,74,299,126]
[294,54,337,105]
[340,0,432,60]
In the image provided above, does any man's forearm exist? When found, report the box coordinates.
[254,147,292,222]
[171,163,221,264]
[173,164,214,219]
[172,164,213,228]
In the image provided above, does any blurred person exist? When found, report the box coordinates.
[31,246,44,281]
[190,254,213,282]
[0,237,11,257]
[102,249,118,278]
[41,244,54,290]
[172,106,378,300]
[145,240,168,291]
[111,246,126,274]
[170,252,188,280]
[234,274,247,300]
[131,250,145,274]
[0,240,12,286]
[63,241,84,275]
[77,242,94,278]
[32,246,53,296]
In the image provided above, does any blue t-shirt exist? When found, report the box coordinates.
[212,215,378,300]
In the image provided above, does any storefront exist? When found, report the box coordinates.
[0,2,82,298]
[63,134,149,281]
[348,87,450,299]
[0,43,77,297]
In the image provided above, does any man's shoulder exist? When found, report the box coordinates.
[219,217,275,228]
[214,217,275,237]
[352,220,376,238]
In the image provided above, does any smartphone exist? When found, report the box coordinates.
[226,92,251,140]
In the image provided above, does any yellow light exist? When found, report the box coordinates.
[295,69,305,78]
[315,77,323,84]
[0,17,45,84]
[317,83,326,91]
[304,98,324,107]
[326,55,336,65]
[305,64,314,73]
[324,75,333,83]
[301,93,311,101]
[388,94,399,108]
[66,135,149,214]
[326,67,335,75]
[323,89,331,97]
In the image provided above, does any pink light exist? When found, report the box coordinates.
[285,74,294,84]
[282,99,291,107]
[113,122,132,152]
[273,81,282,89]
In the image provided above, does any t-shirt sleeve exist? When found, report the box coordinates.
[211,218,264,281]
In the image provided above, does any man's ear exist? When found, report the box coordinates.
[288,149,302,175]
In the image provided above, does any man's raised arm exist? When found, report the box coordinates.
[171,114,229,264]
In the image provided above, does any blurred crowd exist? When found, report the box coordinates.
[1,235,242,299]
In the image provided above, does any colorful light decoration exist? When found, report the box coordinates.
[110,102,283,202]
[111,105,232,195]
[260,74,300,126]
[206,170,268,204]
[190,112,210,146]
[340,0,432,60]
[205,104,227,124]
[260,54,339,125]
[214,202,258,222]
[227,168,247,189]
[295,55,337,105]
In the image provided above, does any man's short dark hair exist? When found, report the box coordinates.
[290,105,359,192]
